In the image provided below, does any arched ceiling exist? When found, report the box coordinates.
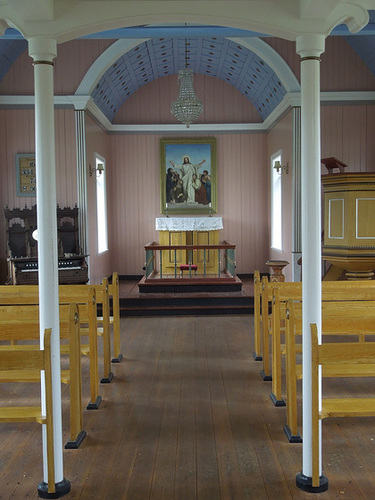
[1,14,375,123]
[90,37,287,122]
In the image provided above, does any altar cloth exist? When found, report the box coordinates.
[155,217,223,232]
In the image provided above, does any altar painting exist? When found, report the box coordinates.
[160,138,216,215]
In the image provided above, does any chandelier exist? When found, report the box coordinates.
[171,40,203,128]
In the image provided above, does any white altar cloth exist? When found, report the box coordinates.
[155,217,223,232]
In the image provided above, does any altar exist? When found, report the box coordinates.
[155,217,223,274]
[155,216,223,232]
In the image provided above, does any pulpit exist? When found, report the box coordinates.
[322,172,375,279]
[155,217,223,274]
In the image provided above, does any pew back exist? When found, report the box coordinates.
[284,299,375,442]
[0,328,55,493]
[311,323,375,487]
[0,285,101,409]
[0,303,84,448]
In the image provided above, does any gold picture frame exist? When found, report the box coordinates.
[160,137,216,215]
[16,154,36,197]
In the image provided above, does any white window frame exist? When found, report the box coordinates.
[95,154,108,254]
[271,152,283,251]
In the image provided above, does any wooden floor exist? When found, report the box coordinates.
[1,314,375,499]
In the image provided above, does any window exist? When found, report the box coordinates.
[95,156,108,254]
[271,154,282,250]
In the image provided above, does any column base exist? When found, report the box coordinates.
[37,478,71,498]
[296,472,328,493]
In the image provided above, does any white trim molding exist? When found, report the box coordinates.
[1,91,375,134]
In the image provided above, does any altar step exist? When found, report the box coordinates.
[137,275,243,294]
[119,293,253,316]
[118,275,254,316]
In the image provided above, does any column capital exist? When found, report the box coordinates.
[28,37,57,63]
[296,34,325,59]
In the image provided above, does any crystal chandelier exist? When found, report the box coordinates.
[171,40,203,128]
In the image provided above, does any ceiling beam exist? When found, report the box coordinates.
[2,20,375,40]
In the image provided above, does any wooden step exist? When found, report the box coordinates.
[120,295,253,316]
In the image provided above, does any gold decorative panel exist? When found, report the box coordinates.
[356,198,375,239]
[328,199,344,239]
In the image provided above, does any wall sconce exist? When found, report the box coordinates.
[89,163,104,177]
[273,160,289,175]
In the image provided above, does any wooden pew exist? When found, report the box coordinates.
[0,285,102,410]
[260,276,273,380]
[55,287,103,409]
[59,281,113,385]
[0,303,86,449]
[0,328,56,494]
[97,272,123,363]
[253,270,262,360]
[269,283,303,403]
[0,277,116,373]
[265,280,375,405]
[311,322,375,488]
[260,277,302,381]
[284,299,375,443]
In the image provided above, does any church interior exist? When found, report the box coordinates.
[1,1,375,498]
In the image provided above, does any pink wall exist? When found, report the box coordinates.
[0,39,113,95]
[321,105,375,171]
[108,133,269,275]
[0,108,78,282]
[1,37,375,283]
[266,36,375,92]
[1,105,375,282]
[114,74,262,124]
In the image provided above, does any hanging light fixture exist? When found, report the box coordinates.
[171,38,203,128]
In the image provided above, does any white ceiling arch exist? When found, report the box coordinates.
[0,1,370,43]
[76,35,300,123]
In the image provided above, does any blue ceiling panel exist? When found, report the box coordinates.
[0,39,27,82]
[345,35,375,75]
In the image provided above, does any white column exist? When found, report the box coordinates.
[75,109,89,255]
[296,34,327,492]
[28,37,70,497]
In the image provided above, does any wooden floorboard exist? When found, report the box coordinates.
[2,314,375,499]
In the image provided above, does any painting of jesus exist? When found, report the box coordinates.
[160,138,216,215]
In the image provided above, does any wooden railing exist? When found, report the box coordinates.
[144,241,236,279]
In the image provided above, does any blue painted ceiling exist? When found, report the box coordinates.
[1,17,375,123]
[91,37,287,121]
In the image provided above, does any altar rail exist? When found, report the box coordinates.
[144,241,236,279]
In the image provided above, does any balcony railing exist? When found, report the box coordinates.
[144,241,236,280]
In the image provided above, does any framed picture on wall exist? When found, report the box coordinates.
[16,154,36,197]
[160,137,216,215]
